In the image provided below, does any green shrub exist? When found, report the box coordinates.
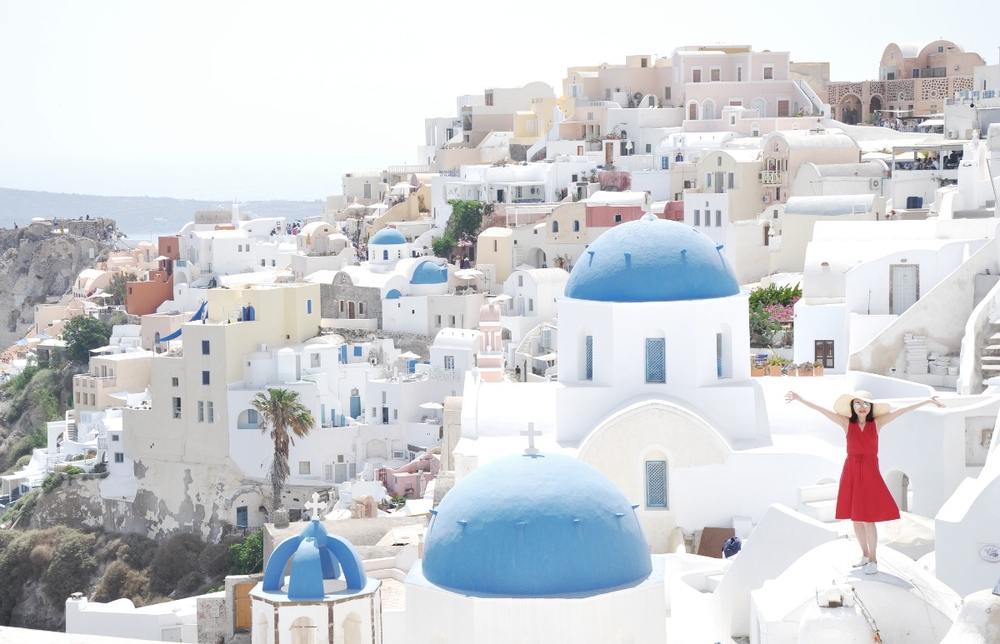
[148,533,206,595]
[42,472,64,492]
[175,571,205,598]
[41,527,98,605]
[92,560,151,604]
[62,466,85,475]
[227,530,264,575]
[198,543,231,579]
[1,489,40,526]
[748,282,802,308]
[104,533,158,570]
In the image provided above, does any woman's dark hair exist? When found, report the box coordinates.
[849,401,876,423]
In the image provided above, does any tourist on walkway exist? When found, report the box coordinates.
[785,389,943,574]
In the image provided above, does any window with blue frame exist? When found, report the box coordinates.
[307,299,313,314]
[645,338,665,383]
[585,335,594,380]
[646,460,668,508]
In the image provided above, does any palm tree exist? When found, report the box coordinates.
[251,388,315,512]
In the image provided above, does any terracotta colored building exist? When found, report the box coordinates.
[125,236,180,316]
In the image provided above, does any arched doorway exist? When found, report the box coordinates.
[838,94,862,125]
[702,99,716,120]
[524,247,547,268]
[688,102,698,121]
[869,96,883,123]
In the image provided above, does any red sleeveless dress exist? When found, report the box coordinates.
[835,421,900,522]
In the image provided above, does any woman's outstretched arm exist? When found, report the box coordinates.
[877,396,944,428]
[785,391,849,429]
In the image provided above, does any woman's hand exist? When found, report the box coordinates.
[785,391,799,403]
[928,395,945,408]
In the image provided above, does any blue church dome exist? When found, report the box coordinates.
[422,453,652,596]
[262,515,367,600]
[564,215,740,302]
[410,260,448,285]
[370,228,407,245]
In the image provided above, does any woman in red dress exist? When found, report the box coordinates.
[785,389,943,574]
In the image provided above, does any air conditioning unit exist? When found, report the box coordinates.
[530,187,538,194]
[870,178,881,189]
[763,195,771,203]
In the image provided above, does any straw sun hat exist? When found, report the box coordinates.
[834,390,890,418]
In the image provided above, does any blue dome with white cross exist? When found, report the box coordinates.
[564,214,739,302]
[421,452,651,596]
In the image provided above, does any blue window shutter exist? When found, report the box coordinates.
[354,346,363,357]
[645,338,665,383]
[646,460,668,508]
[340,345,347,363]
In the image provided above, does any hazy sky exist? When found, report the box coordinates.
[0,1,996,201]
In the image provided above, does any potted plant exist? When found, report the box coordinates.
[798,361,814,376]
[813,361,824,377]
[766,355,786,377]
[750,356,765,377]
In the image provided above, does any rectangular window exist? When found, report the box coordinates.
[763,66,773,80]
[444,355,455,370]
[363,183,372,199]
[198,401,205,422]
[111,434,120,442]
[172,397,181,419]
[815,340,834,368]
[692,69,701,83]
[435,315,442,326]
[728,173,734,189]
[208,402,214,423]
[299,461,311,475]
[645,338,666,383]
[716,210,722,227]
[694,210,701,226]
[706,173,712,188]
[172,377,179,387]
[354,346,363,357]
[115,452,124,463]
[646,460,668,508]
[710,68,720,82]
[450,315,456,325]
[614,214,622,223]
[661,157,669,170]
[528,299,534,312]
[202,371,210,385]
[307,299,313,314]
[359,302,364,315]
[201,340,210,355]
[311,353,320,368]
[664,87,671,100]
[716,332,724,378]
[585,335,594,380]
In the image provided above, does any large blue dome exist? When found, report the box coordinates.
[564,215,740,302]
[370,228,407,245]
[410,260,448,284]
[422,453,651,596]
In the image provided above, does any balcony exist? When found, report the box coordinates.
[759,171,782,185]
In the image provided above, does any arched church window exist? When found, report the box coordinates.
[645,460,668,508]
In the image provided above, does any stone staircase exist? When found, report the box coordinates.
[981,322,1000,383]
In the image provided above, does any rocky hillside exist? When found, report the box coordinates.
[0,218,116,350]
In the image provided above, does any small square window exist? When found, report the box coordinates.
[299,461,311,475]
[112,434,120,442]
[614,214,622,223]
[114,453,124,463]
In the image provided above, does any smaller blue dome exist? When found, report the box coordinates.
[422,453,651,596]
[411,260,448,285]
[370,228,407,245]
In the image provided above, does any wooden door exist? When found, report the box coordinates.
[234,582,255,631]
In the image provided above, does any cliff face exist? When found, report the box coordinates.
[0,218,116,350]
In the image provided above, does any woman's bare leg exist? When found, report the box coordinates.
[863,522,878,563]
[853,521,870,559]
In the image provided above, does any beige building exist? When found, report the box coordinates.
[827,40,984,124]
[73,351,154,412]
[760,130,860,205]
